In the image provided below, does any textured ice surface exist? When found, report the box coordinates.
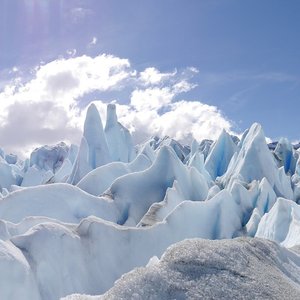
[30,142,69,172]
[64,238,300,300]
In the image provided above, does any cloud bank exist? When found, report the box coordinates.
[0,54,234,156]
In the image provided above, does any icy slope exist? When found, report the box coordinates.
[69,103,137,185]
[104,104,136,162]
[64,238,300,300]
[29,142,70,173]
[0,240,40,300]
[0,184,279,300]
[106,146,210,226]
[256,197,300,247]
[0,142,78,191]
[274,137,297,174]
[69,104,111,184]
[0,184,118,224]
[77,152,152,196]
[221,123,293,199]
[204,129,237,180]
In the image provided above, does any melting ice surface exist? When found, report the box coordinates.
[0,103,300,299]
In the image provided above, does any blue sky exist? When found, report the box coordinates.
[0,0,300,154]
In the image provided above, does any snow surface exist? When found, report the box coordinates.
[0,103,299,300]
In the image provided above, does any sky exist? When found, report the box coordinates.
[0,0,300,156]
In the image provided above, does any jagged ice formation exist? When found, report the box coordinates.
[0,103,299,299]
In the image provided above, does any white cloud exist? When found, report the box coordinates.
[130,87,174,111]
[155,100,233,142]
[187,67,199,74]
[173,80,197,93]
[0,54,235,157]
[131,71,197,112]
[139,67,176,86]
[88,37,97,47]
[66,49,77,57]
[114,100,233,144]
[0,54,133,155]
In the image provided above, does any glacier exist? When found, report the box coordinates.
[0,103,299,299]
